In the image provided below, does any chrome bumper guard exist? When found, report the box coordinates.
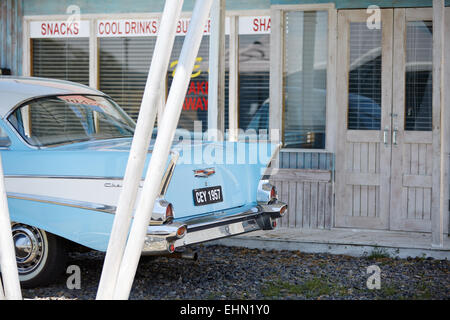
[142,201,287,255]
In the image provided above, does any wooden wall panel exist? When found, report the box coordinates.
[0,0,23,75]
[269,169,333,229]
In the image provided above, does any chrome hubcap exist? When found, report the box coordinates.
[12,224,44,274]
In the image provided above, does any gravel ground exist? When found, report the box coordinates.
[22,244,449,300]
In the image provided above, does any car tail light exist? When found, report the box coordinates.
[168,242,175,253]
[270,186,277,200]
[165,203,174,222]
[151,199,175,224]
[257,181,278,204]
[279,205,287,217]
[176,225,187,238]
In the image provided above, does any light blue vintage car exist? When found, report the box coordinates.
[0,77,287,288]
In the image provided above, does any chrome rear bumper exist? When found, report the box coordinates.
[142,201,287,255]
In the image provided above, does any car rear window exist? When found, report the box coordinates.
[8,95,135,147]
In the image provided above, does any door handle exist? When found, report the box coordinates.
[383,127,389,145]
[392,127,398,146]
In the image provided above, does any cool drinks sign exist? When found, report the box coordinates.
[97,18,219,37]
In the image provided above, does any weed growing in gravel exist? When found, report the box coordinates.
[261,277,347,299]
[413,282,433,300]
[377,285,399,298]
[367,247,391,260]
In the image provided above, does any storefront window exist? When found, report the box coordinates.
[238,33,270,135]
[99,37,156,121]
[347,22,382,130]
[99,31,229,136]
[32,38,89,86]
[32,17,271,141]
[283,11,328,149]
[167,35,229,134]
[405,21,433,131]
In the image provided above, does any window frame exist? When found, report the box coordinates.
[270,3,337,153]
[229,10,271,141]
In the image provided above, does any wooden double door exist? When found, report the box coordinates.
[335,8,437,232]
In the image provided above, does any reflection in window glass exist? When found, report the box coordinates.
[347,23,382,130]
[167,35,229,134]
[405,21,433,131]
[283,11,328,149]
[238,34,270,135]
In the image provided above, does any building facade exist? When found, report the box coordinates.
[1,0,449,244]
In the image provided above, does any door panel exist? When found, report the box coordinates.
[390,8,434,232]
[335,10,392,229]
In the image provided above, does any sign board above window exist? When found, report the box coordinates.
[239,16,271,34]
[29,16,270,38]
[97,18,217,37]
[30,20,90,38]
[96,16,270,37]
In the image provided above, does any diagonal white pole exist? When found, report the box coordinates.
[112,0,214,299]
[96,0,184,300]
[0,155,22,300]
[0,277,5,300]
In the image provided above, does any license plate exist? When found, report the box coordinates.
[193,186,223,206]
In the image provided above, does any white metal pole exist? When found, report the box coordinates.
[112,0,214,299]
[96,0,184,300]
[0,155,22,300]
[228,15,239,142]
[0,277,5,300]
[432,0,445,247]
[208,0,226,141]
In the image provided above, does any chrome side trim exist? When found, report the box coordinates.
[159,151,179,196]
[5,175,128,180]
[7,192,173,226]
[261,143,282,180]
[7,192,116,214]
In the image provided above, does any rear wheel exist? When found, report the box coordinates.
[12,223,67,288]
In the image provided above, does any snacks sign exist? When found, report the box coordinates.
[30,20,90,38]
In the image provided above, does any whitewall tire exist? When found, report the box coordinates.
[12,223,67,288]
